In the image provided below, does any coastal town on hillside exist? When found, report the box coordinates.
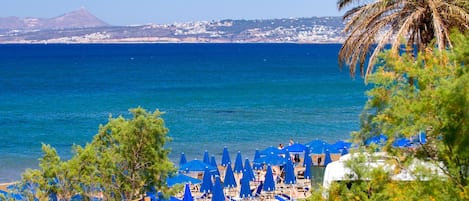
[0,8,345,43]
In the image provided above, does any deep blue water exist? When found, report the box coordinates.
[0,43,366,182]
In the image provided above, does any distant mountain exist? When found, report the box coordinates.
[0,8,108,30]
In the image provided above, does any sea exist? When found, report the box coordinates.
[0,43,367,182]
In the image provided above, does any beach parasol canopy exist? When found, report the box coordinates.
[254,154,288,166]
[332,140,352,150]
[393,138,411,148]
[179,159,215,172]
[306,139,328,149]
[233,151,244,173]
[203,150,210,165]
[259,146,288,156]
[167,174,201,187]
[200,167,213,193]
[210,155,220,176]
[182,183,194,201]
[284,159,296,184]
[365,134,388,146]
[263,165,276,192]
[211,176,225,201]
[253,149,263,170]
[179,152,187,167]
[239,170,253,198]
[324,149,332,167]
[244,158,255,182]
[221,147,231,167]
[284,143,306,153]
[223,163,237,188]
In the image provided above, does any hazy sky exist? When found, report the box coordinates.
[2,0,343,25]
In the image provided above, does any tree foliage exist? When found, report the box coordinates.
[337,0,469,79]
[20,107,175,201]
[311,32,469,200]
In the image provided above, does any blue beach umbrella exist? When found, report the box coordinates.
[179,159,215,172]
[259,146,288,156]
[303,146,311,167]
[324,149,332,167]
[167,174,201,187]
[200,167,213,193]
[284,143,306,153]
[244,158,255,182]
[263,165,276,192]
[182,183,194,201]
[304,158,312,180]
[284,159,296,185]
[210,155,220,176]
[365,134,388,146]
[179,152,187,167]
[221,147,231,167]
[211,176,225,201]
[393,137,411,147]
[253,149,263,170]
[239,170,253,198]
[233,151,244,173]
[254,154,288,166]
[341,147,349,156]
[203,150,210,164]
[306,139,328,149]
[223,163,237,188]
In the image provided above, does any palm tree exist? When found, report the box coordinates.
[337,0,469,79]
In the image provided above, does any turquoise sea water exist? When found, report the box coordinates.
[0,43,367,182]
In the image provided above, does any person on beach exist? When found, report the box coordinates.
[289,138,294,146]
[278,143,284,150]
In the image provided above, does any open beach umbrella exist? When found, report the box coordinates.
[212,176,225,201]
[324,149,332,167]
[365,134,388,146]
[306,139,328,149]
[179,159,215,172]
[393,137,411,148]
[284,159,296,184]
[239,170,253,198]
[254,154,288,166]
[253,149,263,170]
[200,167,213,193]
[259,146,288,156]
[221,147,231,167]
[223,163,237,188]
[244,158,255,182]
[263,165,276,192]
[179,152,187,167]
[284,143,306,153]
[182,183,194,201]
[233,151,244,173]
[341,147,349,156]
[203,150,210,164]
[332,140,352,150]
[167,174,201,187]
[210,155,220,176]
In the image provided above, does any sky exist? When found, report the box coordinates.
[2,0,344,26]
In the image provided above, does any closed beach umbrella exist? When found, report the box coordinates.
[239,170,253,198]
[324,149,332,167]
[244,158,255,182]
[223,163,237,188]
[200,167,213,193]
[304,157,312,179]
[284,159,296,184]
[210,155,220,176]
[179,152,187,167]
[179,159,215,172]
[203,150,210,164]
[212,176,225,201]
[167,174,201,187]
[221,147,231,167]
[263,165,276,192]
[253,149,263,170]
[182,183,194,201]
[303,146,311,167]
[234,151,244,173]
